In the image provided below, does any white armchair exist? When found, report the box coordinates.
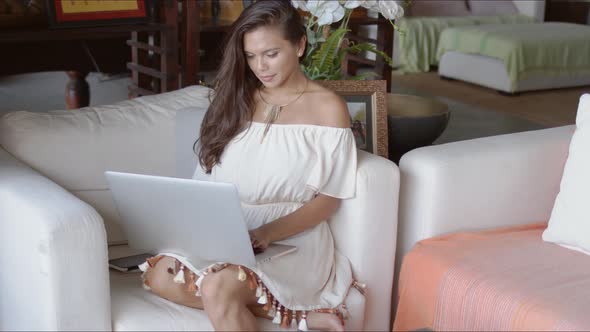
[0,86,400,331]
[394,125,575,300]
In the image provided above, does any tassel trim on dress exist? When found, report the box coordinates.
[173,264,186,284]
[139,255,361,330]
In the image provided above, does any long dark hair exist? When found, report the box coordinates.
[197,0,306,173]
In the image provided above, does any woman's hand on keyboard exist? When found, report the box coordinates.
[249,228,270,252]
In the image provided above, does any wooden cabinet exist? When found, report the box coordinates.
[128,0,235,98]
[545,0,590,25]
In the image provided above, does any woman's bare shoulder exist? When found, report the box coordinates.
[304,82,351,128]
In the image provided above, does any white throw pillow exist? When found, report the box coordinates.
[175,107,206,179]
[543,94,590,254]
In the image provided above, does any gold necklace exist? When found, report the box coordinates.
[258,79,308,142]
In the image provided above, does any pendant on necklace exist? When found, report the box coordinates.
[258,79,308,143]
[261,103,282,143]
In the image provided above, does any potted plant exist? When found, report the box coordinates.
[292,0,405,80]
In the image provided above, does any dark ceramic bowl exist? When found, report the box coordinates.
[386,94,450,163]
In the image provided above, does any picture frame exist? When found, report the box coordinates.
[318,80,388,158]
[46,0,148,29]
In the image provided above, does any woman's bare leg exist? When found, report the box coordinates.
[144,257,344,331]
[200,266,258,331]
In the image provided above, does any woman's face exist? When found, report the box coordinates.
[243,25,304,89]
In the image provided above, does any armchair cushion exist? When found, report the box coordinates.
[0,86,212,243]
[175,107,206,179]
[0,87,210,190]
[543,94,590,254]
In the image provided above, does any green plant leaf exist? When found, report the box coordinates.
[309,28,349,78]
[344,42,394,67]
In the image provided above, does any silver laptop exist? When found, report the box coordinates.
[105,171,296,270]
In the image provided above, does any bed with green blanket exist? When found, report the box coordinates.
[436,22,590,93]
[396,15,534,73]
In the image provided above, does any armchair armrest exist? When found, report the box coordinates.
[330,151,400,331]
[0,148,111,330]
[397,125,574,261]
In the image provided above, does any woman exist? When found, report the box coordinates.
[141,1,360,331]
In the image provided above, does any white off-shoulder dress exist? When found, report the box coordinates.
[141,122,358,328]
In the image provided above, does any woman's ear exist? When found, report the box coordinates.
[298,35,307,57]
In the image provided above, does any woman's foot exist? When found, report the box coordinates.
[307,311,344,332]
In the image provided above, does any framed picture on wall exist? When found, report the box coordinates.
[46,0,148,28]
[318,80,388,158]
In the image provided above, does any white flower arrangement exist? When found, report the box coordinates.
[293,0,404,80]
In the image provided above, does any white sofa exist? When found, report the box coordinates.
[0,86,400,331]
[394,125,575,302]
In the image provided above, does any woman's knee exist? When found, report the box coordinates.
[143,256,175,292]
[200,267,250,306]
[200,270,229,304]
